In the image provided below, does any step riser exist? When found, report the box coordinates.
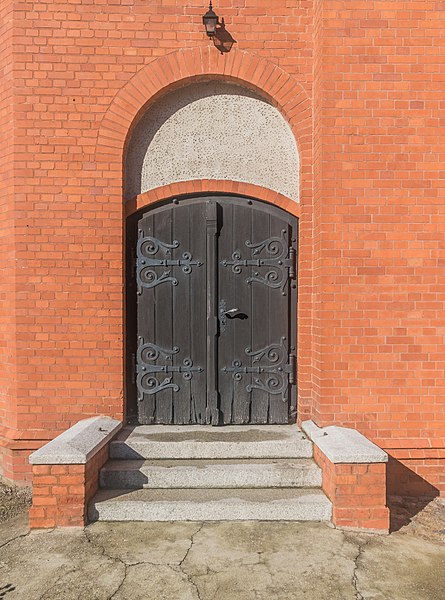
[110,442,313,460]
[89,499,332,522]
[100,465,322,490]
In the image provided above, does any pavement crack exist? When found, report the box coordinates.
[176,523,205,600]
[178,522,204,567]
[84,529,129,568]
[84,528,113,561]
[180,569,203,600]
[36,567,77,600]
[109,563,128,600]
[351,539,369,600]
[0,531,29,551]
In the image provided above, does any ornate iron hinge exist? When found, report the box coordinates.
[136,233,203,293]
[221,337,296,400]
[221,229,296,295]
[136,338,203,398]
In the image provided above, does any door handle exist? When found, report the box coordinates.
[224,308,248,320]
[219,301,248,332]
[223,308,243,318]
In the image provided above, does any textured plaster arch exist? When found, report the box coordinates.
[124,80,300,202]
[95,46,313,209]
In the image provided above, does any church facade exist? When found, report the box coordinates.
[1,1,444,524]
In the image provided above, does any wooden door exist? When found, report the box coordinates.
[134,196,297,425]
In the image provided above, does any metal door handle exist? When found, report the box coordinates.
[219,301,248,332]
[224,308,242,318]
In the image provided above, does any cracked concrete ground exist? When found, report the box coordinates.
[1,514,445,600]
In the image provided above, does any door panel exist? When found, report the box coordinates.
[249,206,271,423]
[136,201,206,424]
[218,199,296,424]
[135,196,297,425]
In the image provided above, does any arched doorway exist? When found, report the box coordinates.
[127,195,298,425]
[124,80,300,425]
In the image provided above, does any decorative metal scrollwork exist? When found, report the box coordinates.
[137,233,203,293]
[136,338,203,398]
[221,229,296,295]
[221,337,295,400]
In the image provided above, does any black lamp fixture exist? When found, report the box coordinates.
[202,2,219,37]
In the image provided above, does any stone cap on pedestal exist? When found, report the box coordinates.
[29,416,122,465]
[301,420,388,464]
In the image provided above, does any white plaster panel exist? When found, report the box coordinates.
[124,81,299,202]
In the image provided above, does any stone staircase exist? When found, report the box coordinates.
[88,425,332,522]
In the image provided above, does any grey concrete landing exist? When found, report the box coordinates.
[100,458,322,490]
[3,513,445,600]
[110,425,313,459]
[89,488,332,522]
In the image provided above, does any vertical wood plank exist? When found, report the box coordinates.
[232,201,253,423]
[289,220,299,423]
[249,206,270,423]
[206,199,220,425]
[218,201,235,424]
[267,218,291,424]
[152,209,174,423]
[172,202,192,424]
[137,213,157,424]
[189,200,208,423]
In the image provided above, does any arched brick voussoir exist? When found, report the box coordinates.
[95,46,311,165]
[126,181,301,219]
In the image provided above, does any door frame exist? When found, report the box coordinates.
[125,192,299,424]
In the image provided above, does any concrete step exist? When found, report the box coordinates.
[89,488,332,522]
[110,425,313,460]
[100,458,322,490]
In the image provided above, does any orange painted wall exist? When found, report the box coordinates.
[0,1,444,494]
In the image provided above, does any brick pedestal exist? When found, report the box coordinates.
[29,417,121,529]
[303,420,390,533]
[314,446,389,532]
[30,445,109,528]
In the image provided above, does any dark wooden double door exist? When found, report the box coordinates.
[134,196,297,425]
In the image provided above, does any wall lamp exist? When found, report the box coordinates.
[202,2,236,54]
[202,2,220,37]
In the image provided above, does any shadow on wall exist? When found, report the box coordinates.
[212,20,237,54]
[387,456,439,532]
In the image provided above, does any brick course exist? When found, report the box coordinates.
[0,0,444,507]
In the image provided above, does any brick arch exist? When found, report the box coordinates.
[126,181,302,219]
[95,46,312,206]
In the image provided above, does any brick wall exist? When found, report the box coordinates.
[314,445,390,531]
[0,0,17,443]
[29,444,108,528]
[313,1,445,495]
[0,0,444,494]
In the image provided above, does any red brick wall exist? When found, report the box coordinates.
[314,446,390,531]
[0,0,17,439]
[313,1,445,495]
[0,0,444,494]
[387,452,445,497]
[316,1,445,451]
[29,444,109,528]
